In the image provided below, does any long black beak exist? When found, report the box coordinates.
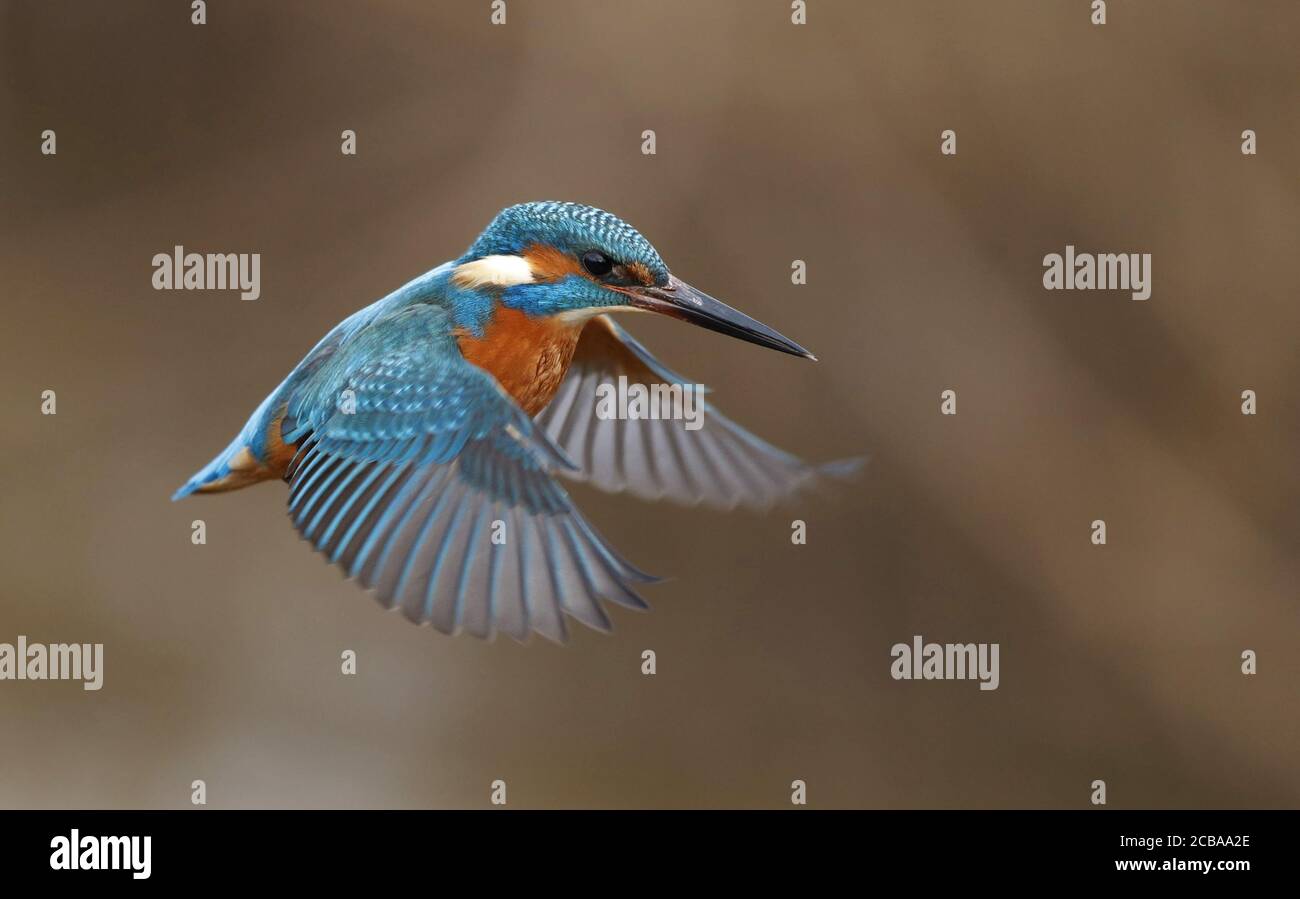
[624,276,816,360]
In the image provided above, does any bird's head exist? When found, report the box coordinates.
[451,201,814,359]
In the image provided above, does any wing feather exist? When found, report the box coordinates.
[535,315,862,510]
[284,304,655,642]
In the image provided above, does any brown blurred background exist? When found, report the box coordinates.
[1,0,1297,809]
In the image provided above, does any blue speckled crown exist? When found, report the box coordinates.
[465,201,669,284]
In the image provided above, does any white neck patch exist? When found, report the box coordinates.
[451,254,535,289]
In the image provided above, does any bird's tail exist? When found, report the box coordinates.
[171,432,252,500]
[172,387,294,501]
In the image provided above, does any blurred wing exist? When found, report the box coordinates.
[281,304,654,642]
[536,315,861,510]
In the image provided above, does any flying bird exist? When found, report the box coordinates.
[174,202,856,641]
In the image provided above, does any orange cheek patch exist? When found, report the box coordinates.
[625,261,654,286]
[522,243,584,282]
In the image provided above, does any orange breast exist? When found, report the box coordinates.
[456,306,584,416]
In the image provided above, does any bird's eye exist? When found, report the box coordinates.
[581,250,614,278]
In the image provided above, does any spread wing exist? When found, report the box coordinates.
[535,315,861,510]
[280,304,655,642]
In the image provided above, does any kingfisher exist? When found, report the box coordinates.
[175,202,856,641]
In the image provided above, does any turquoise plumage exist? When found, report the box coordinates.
[174,202,857,641]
